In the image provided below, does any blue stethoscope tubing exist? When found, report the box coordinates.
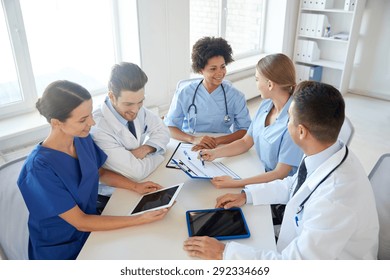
[187,79,231,126]
[295,146,349,215]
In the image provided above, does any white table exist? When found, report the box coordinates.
[77,139,276,259]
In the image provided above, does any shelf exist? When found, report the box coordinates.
[294,0,366,94]
[298,35,349,43]
[296,59,344,70]
[301,8,354,14]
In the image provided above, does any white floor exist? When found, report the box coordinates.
[247,93,390,175]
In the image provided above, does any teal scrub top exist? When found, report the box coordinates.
[17,135,107,260]
[248,97,303,175]
[164,80,251,134]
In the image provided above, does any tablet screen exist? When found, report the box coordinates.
[186,208,250,240]
[130,183,183,215]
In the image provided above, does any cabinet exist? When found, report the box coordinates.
[293,0,366,94]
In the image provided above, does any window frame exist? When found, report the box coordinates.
[0,0,126,119]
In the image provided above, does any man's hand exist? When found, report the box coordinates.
[183,236,225,259]
[131,145,157,159]
[215,192,247,209]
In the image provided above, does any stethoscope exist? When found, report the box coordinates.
[187,79,230,134]
[295,146,349,216]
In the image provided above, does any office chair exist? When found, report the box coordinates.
[338,116,354,146]
[176,77,203,91]
[0,156,29,260]
[368,153,390,260]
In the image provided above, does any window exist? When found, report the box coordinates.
[0,7,22,106]
[0,0,139,118]
[190,0,266,59]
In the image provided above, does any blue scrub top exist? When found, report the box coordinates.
[164,80,251,134]
[248,97,303,175]
[17,135,107,260]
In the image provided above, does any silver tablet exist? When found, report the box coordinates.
[129,183,183,215]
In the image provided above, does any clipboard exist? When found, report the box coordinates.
[166,142,185,169]
[168,142,241,179]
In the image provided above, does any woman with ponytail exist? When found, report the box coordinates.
[200,53,303,189]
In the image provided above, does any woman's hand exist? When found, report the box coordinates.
[191,136,217,150]
[211,176,243,188]
[136,208,169,224]
[197,148,217,161]
[133,181,162,194]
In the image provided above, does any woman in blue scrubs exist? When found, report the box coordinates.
[17,80,169,260]
[164,37,251,151]
[200,54,303,188]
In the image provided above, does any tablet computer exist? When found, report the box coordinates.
[129,183,183,215]
[186,208,250,240]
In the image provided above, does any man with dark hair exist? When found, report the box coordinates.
[184,81,379,260]
[91,62,170,198]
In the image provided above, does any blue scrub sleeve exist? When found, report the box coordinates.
[232,93,251,131]
[19,162,77,220]
[164,89,186,129]
[278,130,303,172]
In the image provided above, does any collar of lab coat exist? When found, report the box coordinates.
[100,99,142,142]
[294,142,347,197]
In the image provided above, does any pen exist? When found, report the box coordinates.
[183,150,191,160]
[199,151,205,167]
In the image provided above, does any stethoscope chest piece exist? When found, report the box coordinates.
[224,114,231,123]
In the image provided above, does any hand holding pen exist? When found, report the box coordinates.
[199,151,205,167]
[198,149,217,162]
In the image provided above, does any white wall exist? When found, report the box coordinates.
[137,0,190,110]
[350,0,390,100]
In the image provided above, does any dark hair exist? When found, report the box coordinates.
[191,37,234,73]
[36,80,91,123]
[257,53,296,94]
[292,81,345,143]
[108,62,148,98]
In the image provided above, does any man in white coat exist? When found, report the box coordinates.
[183,81,379,259]
[91,62,170,197]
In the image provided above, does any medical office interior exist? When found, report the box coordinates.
[0,0,389,260]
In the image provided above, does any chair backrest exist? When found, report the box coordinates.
[0,156,29,260]
[369,153,390,260]
[338,116,354,146]
[176,77,202,91]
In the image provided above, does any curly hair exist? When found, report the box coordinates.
[191,37,234,73]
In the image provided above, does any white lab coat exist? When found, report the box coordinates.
[224,145,379,259]
[91,100,170,182]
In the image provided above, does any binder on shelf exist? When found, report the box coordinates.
[299,13,308,36]
[317,0,334,9]
[344,0,356,11]
[295,64,323,83]
[316,14,329,37]
[299,13,329,38]
[294,40,320,63]
[306,41,320,62]
[294,40,304,62]
[309,65,323,81]
[308,14,317,36]
[302,0,334,9]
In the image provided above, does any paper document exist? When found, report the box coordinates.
[169,142,240,179]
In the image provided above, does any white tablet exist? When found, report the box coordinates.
[129,183,183,215]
